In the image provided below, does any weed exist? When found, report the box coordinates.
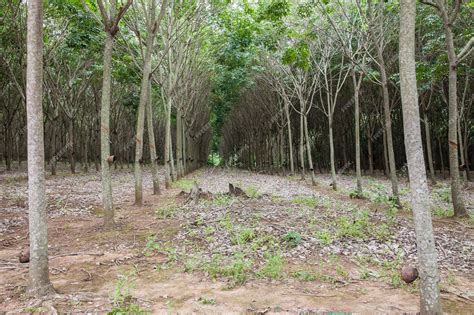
[198,297,216,305]
[432,206,454,217]
[109,271,148,314]
[172,178,196,191]
[144,235,161,256]
[213,194,234,206]
[335,265,349,279]
[336,211,371,239]
[292,270,316,281]
[202,253,252,287]
[219,213,234,231]
[314,230,333,246]
[231,227,256,245]
[244,185,261,199]
[433,186,451,203]
[259,254,284,280]
[291,195,318,207]
[283,231,302,247]
[250,233,280,252]
[155,205,177,219]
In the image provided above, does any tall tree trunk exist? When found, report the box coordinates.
[5,125,12,171]
[383,128,390,176]
[399,2,442,312]
[26,0,53,296]
[146,83,160,195]
[457,118,467,183]
[379,55,399,204]
[134,33,154,206]
[164,99,172,188]
[329,115,337,190]
[440,11,466,216]
[367,132,374,175]
[68,119,75,174]
[423,111,436,184]
[304,115,316,185]
[284,101,294,175]
[438,136,444,176]
[176,111,183,178]
[100,32,115,227]
[352,71,362,194]
[299,113,305,179]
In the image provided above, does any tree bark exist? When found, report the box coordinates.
[437,1,466,216]
[100,32,115,227]
[352,70,362,194]
[134,31,154,206]
[423,111,436,184]
[146,83,161,195]
[26,0,53,297]
[399,2,442,312]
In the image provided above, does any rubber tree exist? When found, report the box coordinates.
[26,0,54,297]
[399,0,442,312]
[82,0,133,226]
[420,0,472,216]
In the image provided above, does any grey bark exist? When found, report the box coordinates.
[146,83,161,195]
[399,1,442,313]
[26,0,54,297]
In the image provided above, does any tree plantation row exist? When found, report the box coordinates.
[1,0,473,313]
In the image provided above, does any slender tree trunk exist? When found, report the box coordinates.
[383,128,390,176]
[284,101,294,175]
[26,0,53,296]
[399,2,442,312]
[304,115,316,185]
[423,111,436,184]
[164,99,172,188]
[379,56,399,204]
[100,32,115,227]
[176,111,183,178]
[457,118,467,183]
[367,132,374,175]
[134,33,154,206]
[438,137,444,177]
[146,83,160,195]
[352,71,362,194]
[329,115,337,190]
[50,123,56,175]
[68,119,75,174]
[299,113,305,179]
[442,19,466,216]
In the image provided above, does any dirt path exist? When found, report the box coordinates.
[0,167,473,313]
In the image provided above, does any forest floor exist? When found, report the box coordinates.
[1,165,473,314]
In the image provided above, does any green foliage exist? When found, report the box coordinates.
[231,227,256,245]
[291,195,318,207]
[314,230,333,246]
[109,271,149,314]
[283,230,302,247]
[172,179,196,192]
[213,194,234,206]
[244,185,261,199]
[155,205,177,219]
[258,254,284,280]
[292,270,316,281]
[202,253,253,287]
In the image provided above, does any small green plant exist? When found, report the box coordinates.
[213,194,234,206]
[244,185,261,199]
[251,233,280,252]
[198,296,216,305]
[283,231,302,247]
[315,230,333,246]
[155,205,177,219]
[219,213,234,231]
[144,235,161,256]
[172,178,196,191]
[291,195,318,207]
[201,253,252,287]
[292,270,316,281]
[335,265,349,279]
[109,271,149,314]
[433,186,451,203]
[432,206,454,217]
[336,212,370,239]
[259,254,284,280]
[231,227,256,245]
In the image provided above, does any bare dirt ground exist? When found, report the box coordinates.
[1,164,473,314]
